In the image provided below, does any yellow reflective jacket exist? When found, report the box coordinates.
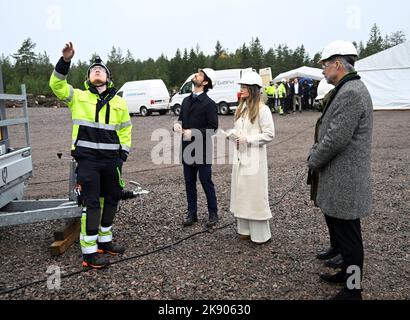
[265,85,276,97]
[49,67,132,161]
[277,83,287,98]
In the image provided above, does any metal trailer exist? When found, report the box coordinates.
[0,65,147,228]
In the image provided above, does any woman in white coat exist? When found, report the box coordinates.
[226,71,275,244]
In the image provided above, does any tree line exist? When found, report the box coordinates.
[0,24,406,96]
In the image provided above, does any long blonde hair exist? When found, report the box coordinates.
[234,85,262,124]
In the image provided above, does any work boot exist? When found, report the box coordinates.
[320,271,346,285]
[97,242,125,256]
[325,253,344,269]
[205,214,219,228]
[316,246,339,260]
[82,253,110,269]
[183,215,198,227]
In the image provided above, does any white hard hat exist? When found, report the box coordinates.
[319,40,358,63]
[316,78,335,100]
[200,68,216,89]
[238,71,263,88]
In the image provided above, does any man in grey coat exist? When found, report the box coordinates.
[307,40,373,300]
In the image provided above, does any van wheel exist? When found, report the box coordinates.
[140,107,149,117]
[159,110,168,115]
[219,102,230,115]
[173,105,181,116]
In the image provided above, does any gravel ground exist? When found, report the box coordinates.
[0,107,409,300]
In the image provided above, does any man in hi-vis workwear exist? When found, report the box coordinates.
[50,42,132,269]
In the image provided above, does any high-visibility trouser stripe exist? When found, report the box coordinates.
[100,226,112,233]
[53,70,67,80]
[64,85,74,104]
[76,140,120,150]
[98,235,113,243]
[81,245,98,255]
[121,145,130,153]
[80,210,99,254]
[80,234,99,242]
[99,225,112,243]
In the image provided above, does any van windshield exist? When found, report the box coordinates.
[180,82,193,95]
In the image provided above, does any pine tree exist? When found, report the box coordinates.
[12,38,37,75]
[362,24,384,58]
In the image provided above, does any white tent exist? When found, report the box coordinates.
[356,42,410,110]
[273,66,323,82]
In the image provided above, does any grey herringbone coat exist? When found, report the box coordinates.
[308,79,373,220]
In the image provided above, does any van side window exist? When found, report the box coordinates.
[117,91,123,97]
[181,82,192,95]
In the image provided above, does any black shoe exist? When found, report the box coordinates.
[320,271,346,285]
[97,242,125,256]
[205,215,219,228]
[325,253,344,269]
[82,253,110,269]
[331,288,363,300]
[183,215,198,227]
[316,247,339,260]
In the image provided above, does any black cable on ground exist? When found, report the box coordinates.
[0,222,234,296]
[0,166,307,296]
[0,168,305,296]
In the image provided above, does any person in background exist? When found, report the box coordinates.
[292,78,302,113]
[264,81,277,113]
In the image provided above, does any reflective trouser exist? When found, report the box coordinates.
[267,96,275,112]
[76,159,124,255]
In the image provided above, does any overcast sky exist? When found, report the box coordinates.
[1,0,409,64]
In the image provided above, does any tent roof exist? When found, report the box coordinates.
[356,41,410,71]
[273,66,323,82]
[356,42,410,110]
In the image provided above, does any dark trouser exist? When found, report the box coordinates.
[286,95,293,113]
[279,98,287,112]
[183,164,217,218]
[267,97,276,112]
[76,159,123,236]
[302,96,309,110]
[326,216,364,280]
[324,214,340,251]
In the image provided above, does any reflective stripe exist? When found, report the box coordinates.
[81,245,98,254]
[76,140,120,150]
[98,235,112,243]
[117,120,132,130]
[53,70,67,80]
[100,226,112,233]
[64,85,74,104]
[73,119,117,131]
[73,119,132,131]
[80,234,98,242]
[121,145,130,153]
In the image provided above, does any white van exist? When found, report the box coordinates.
[170,68,253,116]
[117,79,170,116]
